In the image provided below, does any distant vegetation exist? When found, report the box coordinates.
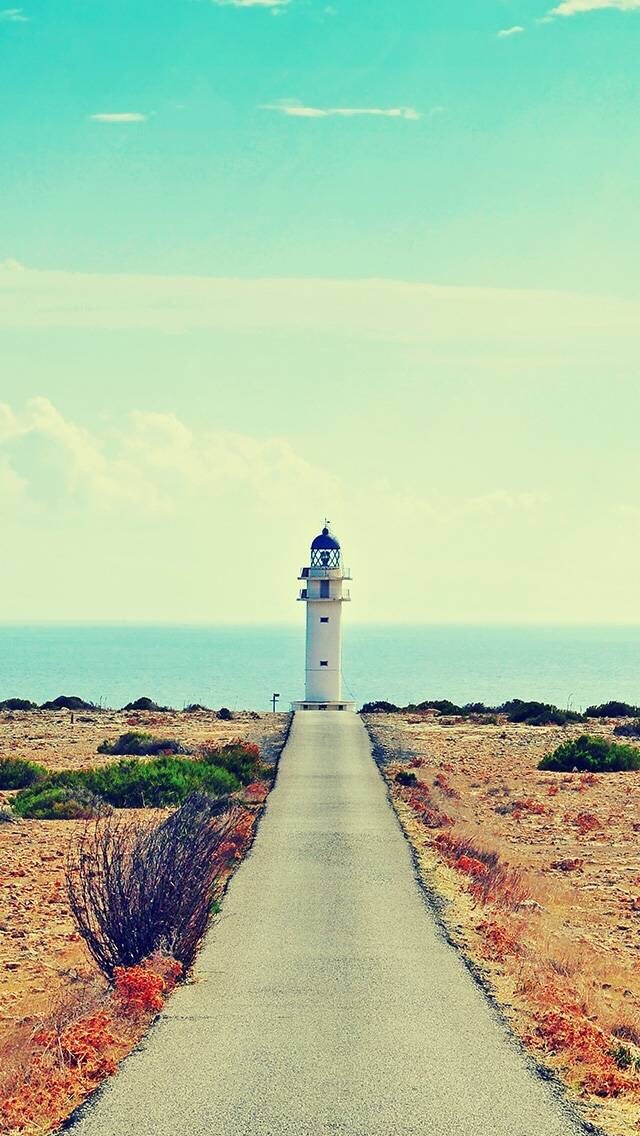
[97,732,190,756]
[361,699,499,716]
[361,696,640,726]
[585,701,640,718]
[613,719,640,738]
[40,695,96,711]
[501,700,583,727]
[121,697,172,712]
[0,696,240,715]
[10,740,264,819]
[361,697,582,725]
[0,758,47,790]
[539,735,640,773]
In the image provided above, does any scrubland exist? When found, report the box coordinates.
[0,709,287,1134]
[365,712,640,1136]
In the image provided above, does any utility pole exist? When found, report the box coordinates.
[272,692,280,713]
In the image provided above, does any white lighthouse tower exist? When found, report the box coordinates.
[291,523,355,711]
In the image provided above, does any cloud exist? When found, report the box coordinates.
[1,267,639,349]
[497,25,525,36]
[0,7,29,20]
[89,113,147,123]
[261,102,421,120]
[0,398,337,520]
[549,0,640,14]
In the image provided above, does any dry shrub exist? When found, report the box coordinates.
[0,959,182,1135]
[67,792,244,979]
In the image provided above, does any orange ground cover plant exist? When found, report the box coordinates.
[387,763,640,1111]
[0,957,181,1135]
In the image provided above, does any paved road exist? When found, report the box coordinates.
[70,712,584,1136]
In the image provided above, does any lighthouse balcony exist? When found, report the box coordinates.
[298,589,351,602]
[298,567,352,581]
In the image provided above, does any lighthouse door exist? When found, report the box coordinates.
[320,579,330,598]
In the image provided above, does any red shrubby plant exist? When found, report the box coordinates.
[384,753,640,1113]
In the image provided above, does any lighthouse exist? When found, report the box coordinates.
[291,524,355,711]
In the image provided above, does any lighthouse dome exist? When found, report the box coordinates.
[310,525,341,568]
[311,526,340,552]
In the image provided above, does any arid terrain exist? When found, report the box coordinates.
[0,709,287,1133]
[365,712,640,1136]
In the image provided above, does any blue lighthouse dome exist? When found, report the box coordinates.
[310,525,341,568]
[311,526,340,552]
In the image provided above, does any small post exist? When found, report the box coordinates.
[272,692,280,713]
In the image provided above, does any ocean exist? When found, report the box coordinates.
[0,624,639,714]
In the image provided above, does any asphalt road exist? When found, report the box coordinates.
[69,712,584,1136]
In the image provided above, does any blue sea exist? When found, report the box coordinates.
[0,624,639,714]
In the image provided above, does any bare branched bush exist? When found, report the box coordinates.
[66,792,242,980]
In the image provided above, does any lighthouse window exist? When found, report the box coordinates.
[320,617,329,623]
[320,579,330,598]
[320,660,328,667]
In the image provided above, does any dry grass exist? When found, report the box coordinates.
[0,955,181,1135]
[0,711,288,1135]
[370,713,640,1136]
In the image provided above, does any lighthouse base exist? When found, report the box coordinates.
[291,700,357,712]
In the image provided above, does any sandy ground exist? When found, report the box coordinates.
[365,713,640,1135]
[367,714,640,959]
[0,711,287,1043]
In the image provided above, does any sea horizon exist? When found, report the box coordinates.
[2,622,639,715]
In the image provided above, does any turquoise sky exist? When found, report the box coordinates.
[1,0,639,623]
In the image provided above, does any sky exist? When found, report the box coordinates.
[1,0,639,624]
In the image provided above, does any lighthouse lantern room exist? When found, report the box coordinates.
[291,524,356,711]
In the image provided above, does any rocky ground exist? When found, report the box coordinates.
[0,711,287,1057]
[365,712,640,1136]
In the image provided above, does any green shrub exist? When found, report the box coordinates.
[585,701,640,719]
[613,719,640,738]
[121,697,171,712]
[13,785,106,820]
[13,755,241,816]
[394,770,417,786]
[198,741,262,785]
[460,702,497,716]
[414,699,462,715]
[0,698,37,711]
[97,732,189,756]
[539,734,640,773]
[360,701,400,713]
[502,699,583,727]
[86,757,239,807]
[217,707,233,720]
[40,695,96,711]
[0,758,46,789]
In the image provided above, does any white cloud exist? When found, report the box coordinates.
[497,25,525,36]
[262,102,421,120]
[89,113,147,123]
[549,0,640,14]
[1,267,639,348]
[0,8,29,21]
[0,398,338,520]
